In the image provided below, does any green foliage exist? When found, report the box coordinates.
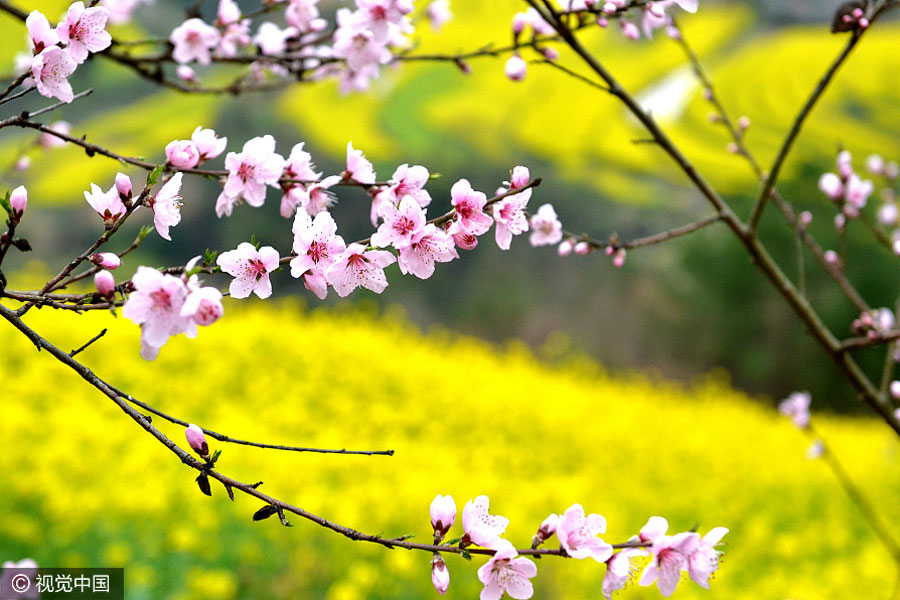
[1,302,898,598]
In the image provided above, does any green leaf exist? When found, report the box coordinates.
[137,225,154,242]
[146,163,165,187]
[203,248,218,266]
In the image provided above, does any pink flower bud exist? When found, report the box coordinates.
[91,252,121,270]
[177,65,195,82]
[878,203,898,227]
[574,241,590,255]
[456,59,471,75]
[165,139,201,169]
[542,46,559,60]
[612,248,626,268]
[890,380,900,399]
[867,154,885,175]
[505,54,526,82]
[837,150,853,179]
[858,17,869,28]
[558,239,573,256]
[621,21,639,40]
[185,423,209,457]
[886,162,899,180]
[818,173,843,201]
[824,249,840,266]
[603,2,617,15]
[510,165,530,189]
[737,115,751,130]
[708,112,720,123]
[665,25,681,40]
[431,554,449,595]
[798,210,813,228]
[533,513,558,545]
[10,185,27,218]
[727,142,740,154]
[834,213,846,231]
[851,7,864,18]
[596,15,608,27]
[512,12,527,35]
[14,155,31,172]
[703,87,713,101]
[115,172,132,202]
[430,494,457,537]
[94,270,116,299]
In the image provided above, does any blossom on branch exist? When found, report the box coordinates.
[150,172,183,241]
[31,46,76,103]
[476,540,537,600]
[217,242,280,300]
[122,267,192,360]
[529,204,563,247]
[397,225,458,279]
[371,195,427,249]
[430,494,457,538]
[223,135,286,209]
[448,179,492,237]
[602,548,647,599]
[555,503,613,562]
[56,1,112,64]
[778,391,811,429]
[290,208,346,299]
[26,11,59,54]
[84,181,126,227]
[170,18,221,65]
[324,243,396,297]
[462,495,509,549]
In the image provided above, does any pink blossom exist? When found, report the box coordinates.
[505,54,526,81]
[102,0,142,24]
[688,526,728,588]
[280,142,322,217]
[185,423,209,457]
[26,11,59,54]
[462,495,509,549]
[384,163,431,209]
[216,0,251,56]
[91,252,120,269]
[94,269,115,298]
[845,174,874,209]
[818,172,843,200]
[170,18,220,65]
[31,46,76,103]
[289,175,341,217]
[492,187,531,250]
[602,548,647,599]
[290,208,346,299]
[332,8,392,81]
[477,540,537,600]
[641,1,670,37]
[255,22,298,55]
[371,195,427,249]
[779,390,811,429]
[574,241,590,255]
[639,520,701,597]
[430,494,457,537]
[84,182,126,226]
[150,172,183,241]
[556,503,613,563]
[448,179,492,237]
[431,554,450,595]
[558,239,573,256]
[529,204,563,246]
[673,0,698,12]
[324,243,396,297]
[56,1,111,63]
[122,266,192,360]
[115,172,132,202]
[10,185,27,219]
[621,20,640,40]
[891,380,900,399]
[286,0,324,32]
[165,139,200,169]
[39,121,70,148]
[426,0,452,30]
[344,141,377,184]
[398,225,458,279]
[217,242,280,299]
[223,135,286,207]
[14,156,30,172]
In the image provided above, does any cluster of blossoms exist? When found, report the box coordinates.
[167,0,451,92]
[60,128,567,358]
[503,0,698,82]
[426,495,726,599]
[19,2,112,102]
[851,307,896,340]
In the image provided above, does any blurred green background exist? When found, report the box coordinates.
[3,0,900,598]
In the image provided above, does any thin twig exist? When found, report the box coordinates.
[69,329,108,356]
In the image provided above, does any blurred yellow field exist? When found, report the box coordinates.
[2,301,899,599]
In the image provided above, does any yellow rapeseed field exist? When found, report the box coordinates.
[2,300,900,599]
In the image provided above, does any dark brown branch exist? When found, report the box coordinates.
[69,328,108,356]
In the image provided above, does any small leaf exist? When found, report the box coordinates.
[147,163,165,186]
[460,549,472,561]
[443,537,462,546]
[137,225,154,242]
[249,234,260,250]
[0,191,11,216]
[195,473,211,496]
[209,449,222,465]
[253,505,278,521]
[203,248,218,266]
